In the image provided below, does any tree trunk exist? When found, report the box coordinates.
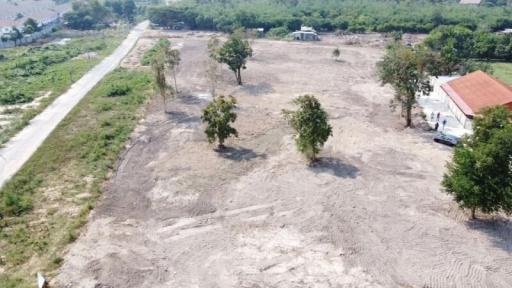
[405,106,412,127]
[173,70,178,94]
[237,68,242,85]
[471,207,476,219]
[161,92,167,113]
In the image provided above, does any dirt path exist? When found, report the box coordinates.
[55,33,512,288]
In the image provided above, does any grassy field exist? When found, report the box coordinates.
[492,62,512,85]
[0,29,128,145]
[0,68,153,287]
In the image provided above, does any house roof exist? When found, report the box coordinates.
[441,70,512,118]
[0,0,70,29]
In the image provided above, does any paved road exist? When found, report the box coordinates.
[0,21,148,189]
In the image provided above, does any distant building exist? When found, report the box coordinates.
[292,26,319,41]
[436,71,512,130]
[0,0,70,37]
[459,0,482,4]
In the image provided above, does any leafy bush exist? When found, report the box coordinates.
[0,89,33,105]
[266,27,290,39]
[106,83,132,97]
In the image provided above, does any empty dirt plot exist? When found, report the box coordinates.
[55,33,512,288]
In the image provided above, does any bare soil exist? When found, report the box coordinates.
[55,32,512,288]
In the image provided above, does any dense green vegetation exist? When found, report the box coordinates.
[0,68,153,287]
[0,30,126,145]
[64,0,138,30]
[443,106,512,219]
[426,25,512,63]
[148,0,512,33]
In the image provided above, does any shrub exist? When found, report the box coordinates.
[266,27,290,39]
[0,89,33,105]
[106,83,132,97]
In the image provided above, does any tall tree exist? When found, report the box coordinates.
[151,48,172,112]
[443,107,512,219]
[165,48,181,94]
[206,36,222,96]
[283,95,332,164]
[201,95,238,149]
[377,43,432,127]
[217,31,252,85]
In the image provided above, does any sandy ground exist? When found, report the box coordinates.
[55,32,512,288]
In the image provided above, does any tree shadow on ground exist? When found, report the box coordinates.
[166,110,201,125]
[179,94,208,105]
[467,217,512,253]
[240,82,274,96]
[216,146,267,162]
[309,157,359,178]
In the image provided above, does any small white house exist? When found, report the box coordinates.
[292,26,319,41]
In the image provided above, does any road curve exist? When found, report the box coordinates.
[0,21,149,189]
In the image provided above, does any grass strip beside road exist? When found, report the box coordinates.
[0,29,127,145]
[0,68,153,287]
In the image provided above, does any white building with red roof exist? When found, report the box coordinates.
[438,71,512,130]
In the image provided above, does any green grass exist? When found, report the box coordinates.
[0,29,127,145]
[491,62,512,85]
[0,68,153,287]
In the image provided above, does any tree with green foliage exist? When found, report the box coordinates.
[443,106,512,219]
[377,43,433,127]
[217,32,252,85]
[283,95,332,164]
[151,48,172,112]
[122,0,137,22]
[165,48,181,94]
[9,27,23,46]
[22,18,39,34]
[201,95,238,149]
[206,36,222,96]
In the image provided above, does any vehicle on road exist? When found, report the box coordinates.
[433,132,459,147]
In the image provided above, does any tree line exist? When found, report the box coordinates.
[64,0,137,30]
[147,0,512,33]
[426,25,512,62]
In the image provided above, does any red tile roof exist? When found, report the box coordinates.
[441,70,512,118]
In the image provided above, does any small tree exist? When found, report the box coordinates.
[201,95,238,149]
[283,95,333,164]
[377,43,432,127]
[217,32,252,85]
[443,106,512,219]
[23,18,39,34]
[151,48,172,112]
[332,47,340,61]
[206,36,222,96]
[9,27,23,46]
[165,48,181,94]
